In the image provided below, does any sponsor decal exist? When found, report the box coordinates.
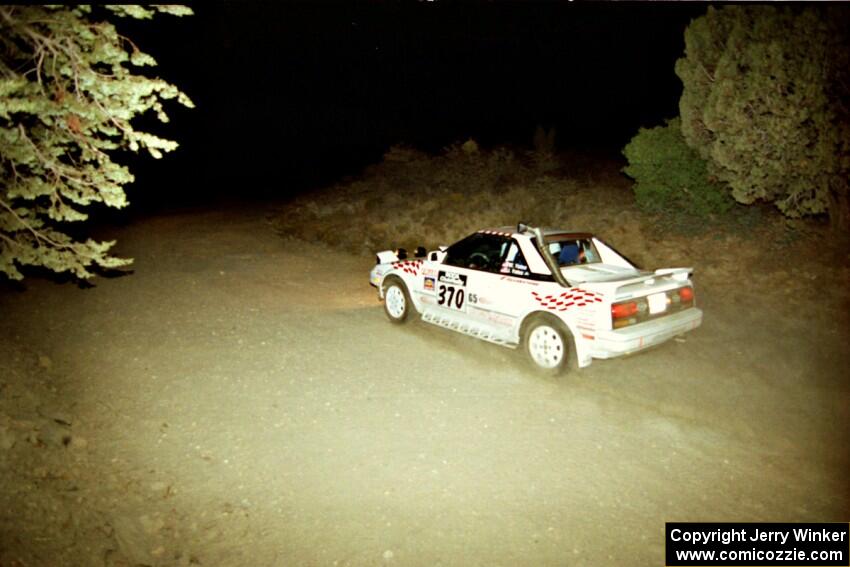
[499,261,530,277]
[469,308,513,326]
[423,277,435,292]
[438,271,467,287]
[422,267,437,277]
[499,275,539,286]
[577,325,596,340]
[487,312,514,327]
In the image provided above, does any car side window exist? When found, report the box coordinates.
[499,241,531,277]
[443,233,509,273]
[550,238,600,266]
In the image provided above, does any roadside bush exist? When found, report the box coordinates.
[272,138,818,272]
[622,117,733,220]
[675,5,850,231]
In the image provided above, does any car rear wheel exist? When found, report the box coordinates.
[523,314,576,375]
[382,277,413,324]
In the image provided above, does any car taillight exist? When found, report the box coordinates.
[611,301,638,319]
[611,301,638,329]
[611,297,648,329]
[611,287,694,330]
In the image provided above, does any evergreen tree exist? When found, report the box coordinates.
[0,5,193,280]
[675,5,850,230]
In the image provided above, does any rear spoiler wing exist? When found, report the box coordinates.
[611,267,694,295]
[653,267,694,281]
[376,247,427,265]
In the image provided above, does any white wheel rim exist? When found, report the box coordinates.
[385,285,406,319]
[528,325,565,369]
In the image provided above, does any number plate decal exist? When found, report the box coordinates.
[648,292,667,314]
[437,271,468,312]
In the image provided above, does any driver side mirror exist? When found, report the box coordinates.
[429,250,447,263]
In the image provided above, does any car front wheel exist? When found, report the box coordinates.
[523,314,576,375]
[382,277,413,324]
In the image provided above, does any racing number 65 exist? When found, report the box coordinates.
[438,284,465,310]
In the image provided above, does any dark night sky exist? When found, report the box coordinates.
[119,1,708,208]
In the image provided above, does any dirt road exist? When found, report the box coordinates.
[1,206,847,566]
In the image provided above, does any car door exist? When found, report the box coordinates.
[468,238,538,333]
[427,232,509,327]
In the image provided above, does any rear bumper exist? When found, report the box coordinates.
[590,307,703,358]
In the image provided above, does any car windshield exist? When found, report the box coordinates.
[545,236,600,266]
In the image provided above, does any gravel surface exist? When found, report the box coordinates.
[1,205,847,566]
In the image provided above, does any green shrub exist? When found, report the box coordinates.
[675,5,850,231]
[622,117,733,219]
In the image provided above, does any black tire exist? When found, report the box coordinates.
[522,313,577,375]
[382,276,413,324]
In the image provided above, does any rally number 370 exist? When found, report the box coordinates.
[438,284,465,310]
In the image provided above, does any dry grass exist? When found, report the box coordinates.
[272,143,633,254]
[270,141,849,304]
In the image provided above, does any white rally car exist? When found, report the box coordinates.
[369,223,703,374]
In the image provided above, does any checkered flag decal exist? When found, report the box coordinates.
[531,288,603,311]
